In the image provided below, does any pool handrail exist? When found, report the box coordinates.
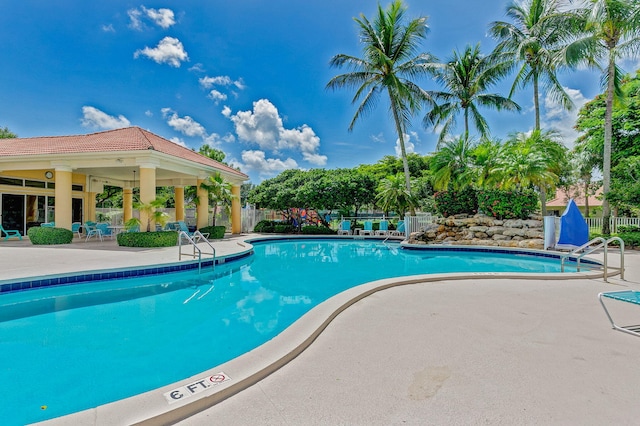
[178,230,216,274]
[560,236,624,281]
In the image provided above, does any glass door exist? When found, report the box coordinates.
[1,194,25,235]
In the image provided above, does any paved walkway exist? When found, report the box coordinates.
[1,237,639,425]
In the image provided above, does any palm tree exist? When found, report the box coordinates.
[126,197,170,232]
[565,0,640,234]
[199,172,234,226]
[425,43,521,145]
[429,136,476,191]
[489,0,579,130]
[327,0,436,214]
[376,173,418,217]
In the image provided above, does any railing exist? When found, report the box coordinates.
[178,230,216,274]
[560,236,625,282]
[406,213,436,235]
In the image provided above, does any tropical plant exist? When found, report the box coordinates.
[199,172,234,226]
[429,136,476,191]
[0,126,17,138]
[489,0,579,130]
[490,130,566,215]
[567,1,640,233]
[376,173,418,217]
[126,197,170,232]
[327,0,436,214]
[425,43,520,145]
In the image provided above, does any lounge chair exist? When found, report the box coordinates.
[337,220,351,235]
[71,222,82,238]
[389,220,405,237]
[375,220,389,236]
[598,290,640,337]
[41,222,55,228]
[84,221,102,241]
[0,224,22,240]
[359,220,373,236]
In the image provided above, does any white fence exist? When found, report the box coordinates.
[585,217,640,233]
[406,213,436,235]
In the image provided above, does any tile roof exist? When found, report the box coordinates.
[0,126,247,179]
[547,186,603,208]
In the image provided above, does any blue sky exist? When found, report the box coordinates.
[0,1,630,183]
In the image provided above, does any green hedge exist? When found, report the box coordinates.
[117,231,178,247]
[477,189,539,220]
[199,225,226,239]
[27,227,73,245]
[301,225,336,235]
[254,220,278,233]
[617,232,640,249]
[434,187,478,217]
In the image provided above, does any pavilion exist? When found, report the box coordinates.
[0,127,248,235]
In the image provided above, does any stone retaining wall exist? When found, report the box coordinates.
[407,214,544,249]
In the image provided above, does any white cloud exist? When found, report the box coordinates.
[240,150,298,176]
[189,63,205,73]
[542,86,590,147]
[170,137,187,147]
[102,24,115,33]
[81,106,130,129]
[142,7,175,29]
[134,36,188,68]
[395,132,417,157]
[128,6,176,30]
[208,89,227,104]
[228,99,326,165]
[145,110,153,117]
[199,75,245,105]
[161,108,206,138]
[204,132,235,147]
[370,133,385,144]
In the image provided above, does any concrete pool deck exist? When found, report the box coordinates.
[1,236,639,425]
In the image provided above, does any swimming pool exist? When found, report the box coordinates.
[0,239,587,424]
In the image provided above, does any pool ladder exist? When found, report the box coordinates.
[178,231,216,274]
[559,236,625,282]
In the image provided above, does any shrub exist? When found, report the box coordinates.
[477,189,538,220]
[274,224,295,233]
[618,232,640,249]
[617,225,640,233]
[254,220,278,233]
[434,187,478,217]
[117,231,178,247]
[28,227,73,245]
[301,225,336,235]
[199,225,226,239]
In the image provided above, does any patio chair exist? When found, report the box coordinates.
[41,222,55,228]
[337,220,351,235]
[359,220,373,236]
[0,224,22,240]
[177,221,209,240]
[84,221,102,242]
[96,223,113,239]
[389,220,405,237]
[71,222,82,238]
[375,220,389,236]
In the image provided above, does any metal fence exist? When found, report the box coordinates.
[406,213,436,235]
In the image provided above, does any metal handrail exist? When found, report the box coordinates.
[560,236,625,282]
[178,230,216,274]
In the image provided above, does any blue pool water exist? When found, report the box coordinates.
[0,239,579,424]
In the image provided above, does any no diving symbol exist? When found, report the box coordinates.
[210,374,226,383]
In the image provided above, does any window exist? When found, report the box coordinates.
[0,177,23,186]
[25,180,46,188]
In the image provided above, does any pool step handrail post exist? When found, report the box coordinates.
[178,231,216,274]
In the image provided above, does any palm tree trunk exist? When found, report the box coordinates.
[464,106,469,141]
[584,180,590,218]
[601,53,615,235]
[539,186,547,216]
[533,73,540,131]
[389,98,416,215]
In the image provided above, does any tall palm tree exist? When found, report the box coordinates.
[327,0,436,214]
[565,0,640,234]
[429,136,476,191]
[425,43,521,146]
[489,0,579,130]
